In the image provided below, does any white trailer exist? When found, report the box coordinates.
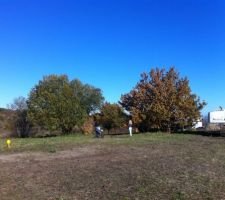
[193,121,203,129]
[208,110,225,124]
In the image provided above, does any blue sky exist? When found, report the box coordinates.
[0,0,224,115]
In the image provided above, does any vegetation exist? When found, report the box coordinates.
[120,67,206,132]
[1,134,225,200]
[8,96,31,138]
[0,108,15,136]
[70,79,104,114]
[0,133,204,154]
[1,67,206,137]
[27,75,104,135]
[95,102,127,134]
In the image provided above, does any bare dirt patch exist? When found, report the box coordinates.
[1,135,225,200]
[0,145,100,162]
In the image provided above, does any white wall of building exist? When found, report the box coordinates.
[208,110,225,123]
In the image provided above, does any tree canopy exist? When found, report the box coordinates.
[120,67,206,132]
[70,79,104,114]
[96,102,127,134]
[27,75,104,134]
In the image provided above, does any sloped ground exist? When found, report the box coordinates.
[1,134,225,200]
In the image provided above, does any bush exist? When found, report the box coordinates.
[81,117,94,135]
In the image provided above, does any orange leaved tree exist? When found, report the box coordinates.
[120,67,206,132]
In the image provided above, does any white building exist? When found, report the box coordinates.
[208,110,225,124]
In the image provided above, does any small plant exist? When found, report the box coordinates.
[138,186,146,193]
[171,191,186,200]
[56,197,65,200]
[48,148,56,153]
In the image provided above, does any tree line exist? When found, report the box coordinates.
[8,67,206,137]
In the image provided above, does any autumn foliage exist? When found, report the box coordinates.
[120,67,206,132]
[96,102,127,134]
[3,67,206,137]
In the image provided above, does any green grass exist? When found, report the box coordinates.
[0,134,92,153]
[1,133,225,199]
[0,133,196,154]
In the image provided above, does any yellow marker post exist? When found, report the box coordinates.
[6,139,11,149]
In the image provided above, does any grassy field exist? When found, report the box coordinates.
[1,133,225,199]
[0,133,194,154]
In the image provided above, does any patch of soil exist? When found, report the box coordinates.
[1,136,225,200]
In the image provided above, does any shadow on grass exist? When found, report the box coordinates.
[176,130,222,137]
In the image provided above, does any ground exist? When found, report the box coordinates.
[0,133,225,200]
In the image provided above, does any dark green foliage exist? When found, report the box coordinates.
[98,102,127,133]
[27,75,104,134]
[70,79,104,114]
[28,75,84,134]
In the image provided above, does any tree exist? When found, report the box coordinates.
[8,96,31,137]
[98,102,127,134]
[27,75,104,134]
[28,75,81,134]
[120,67,206,132]
[70,79,104,114]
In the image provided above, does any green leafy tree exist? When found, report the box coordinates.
[70,79,104,114]
[98,102,127,134]
[27,75,104,134]
[120,67,206,132]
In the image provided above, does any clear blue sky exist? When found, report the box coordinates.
[0,0,224,115]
